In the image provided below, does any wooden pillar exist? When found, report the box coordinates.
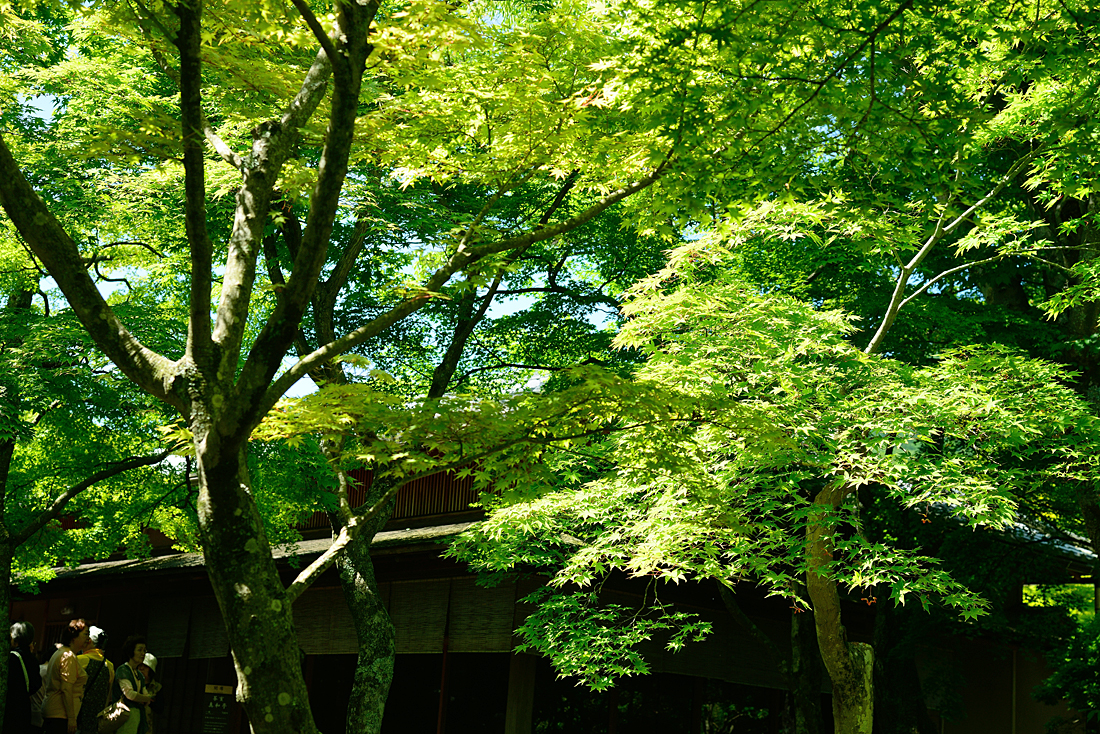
[504,653,537,734]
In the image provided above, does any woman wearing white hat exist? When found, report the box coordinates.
[136,654,162,734]
[112,637,154,734]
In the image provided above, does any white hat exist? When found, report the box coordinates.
[88,626,107,647]
[143,652,158,673]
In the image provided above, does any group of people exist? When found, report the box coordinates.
[6,619,163,734]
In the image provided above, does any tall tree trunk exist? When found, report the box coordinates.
[0,539,12,729]
[806,484,874,734]
[336,482,397,734]
[195,442,319,734]
[0,289,33,730]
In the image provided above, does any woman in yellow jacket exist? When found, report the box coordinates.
[43,619,90,734]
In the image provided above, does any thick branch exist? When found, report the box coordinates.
[805,484,855,670]
[314,210,370,344]
[235,4,380,417]
[428,276,503,398]
[12,450,172,546]
[0,135,181,411]
[174,0,215,364]
[204,45,336,411]
[286,474,410,603]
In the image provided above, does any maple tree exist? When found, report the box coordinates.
[3,0,1097,731]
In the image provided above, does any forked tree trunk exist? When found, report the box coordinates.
[195,442,320,734]
[806,484,874,734]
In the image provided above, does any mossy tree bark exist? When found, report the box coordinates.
[806,483,874,734]
[0,0,669,728]
[334,497,396,734]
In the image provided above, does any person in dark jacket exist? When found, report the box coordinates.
[75,627,113,734]
[7,621,44,733]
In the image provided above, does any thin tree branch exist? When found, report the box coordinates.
[898,255,1005,308]
[755,0,913,153]
[259,158,672,417]
[864,147,1049,355]
[289,0,338,63]
[537,169,580,228]
[12,450,173,546]
[92,261,134,292]
[101,241,168,258]
[204,126,246,171]
[426,172,582,397]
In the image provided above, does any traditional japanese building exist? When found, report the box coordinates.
[8,470,1091,733]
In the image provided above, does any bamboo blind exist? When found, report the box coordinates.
[446,578,516,653]
[293,586,375,655]
[390,579,451,654]
[188,597,229,659]
[156,579,517,659]
[146,597,191,658]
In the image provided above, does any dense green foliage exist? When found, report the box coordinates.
[2,0,1100,730]
[451,235,1100,682]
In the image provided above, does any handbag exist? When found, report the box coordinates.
[97,700,132,734]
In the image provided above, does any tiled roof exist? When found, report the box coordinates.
[46,521,478,582]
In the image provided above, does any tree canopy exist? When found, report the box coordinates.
[2,0,1099,731]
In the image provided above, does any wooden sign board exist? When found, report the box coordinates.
[202,684,234,734]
